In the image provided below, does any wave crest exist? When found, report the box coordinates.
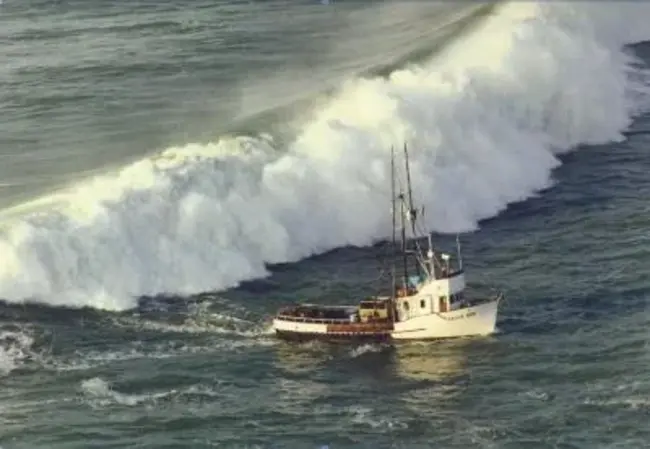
[1,2,650,311]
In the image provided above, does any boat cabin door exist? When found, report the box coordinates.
[438,296,449,313]
[398,299,412,321]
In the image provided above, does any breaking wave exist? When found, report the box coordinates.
[1,2,650,311]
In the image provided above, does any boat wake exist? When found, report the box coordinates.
[1,2,650,311]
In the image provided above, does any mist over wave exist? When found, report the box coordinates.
[1,2,650,312]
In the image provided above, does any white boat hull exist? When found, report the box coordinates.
[272,298,500,342]
[391,298,498,340]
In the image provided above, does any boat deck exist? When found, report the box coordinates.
[277,304,356,321]
[327,321,394,333]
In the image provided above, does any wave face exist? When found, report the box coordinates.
[1,2,650,311]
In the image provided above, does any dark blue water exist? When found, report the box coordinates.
[2,2,650,448]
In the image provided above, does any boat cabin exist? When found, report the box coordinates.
[394,270,469,321]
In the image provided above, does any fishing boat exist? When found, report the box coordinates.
[272,143,502,342]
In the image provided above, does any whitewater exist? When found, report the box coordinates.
[1,1,650,311]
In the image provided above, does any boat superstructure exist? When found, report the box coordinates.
[272,143,502,342]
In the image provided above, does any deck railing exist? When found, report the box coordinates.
[275,315,351,325]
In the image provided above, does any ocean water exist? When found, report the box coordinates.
[2,1,650,448]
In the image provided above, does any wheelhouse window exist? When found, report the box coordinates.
[420,299,426,309]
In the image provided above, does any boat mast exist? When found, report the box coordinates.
[398,145,409,287]
[390,145,397,299]
[403,142,421,279]
[399,191,408,287]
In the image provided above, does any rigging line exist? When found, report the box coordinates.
[408,214,450,271]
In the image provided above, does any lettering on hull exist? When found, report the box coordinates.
[443,311,477,321]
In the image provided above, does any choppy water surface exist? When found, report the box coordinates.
[2,1,650,448]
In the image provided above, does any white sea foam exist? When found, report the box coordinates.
[0,327,35,376]
[1,2,650,311]
[80,377,174,407]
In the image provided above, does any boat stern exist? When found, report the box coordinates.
[272,315,329,340]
